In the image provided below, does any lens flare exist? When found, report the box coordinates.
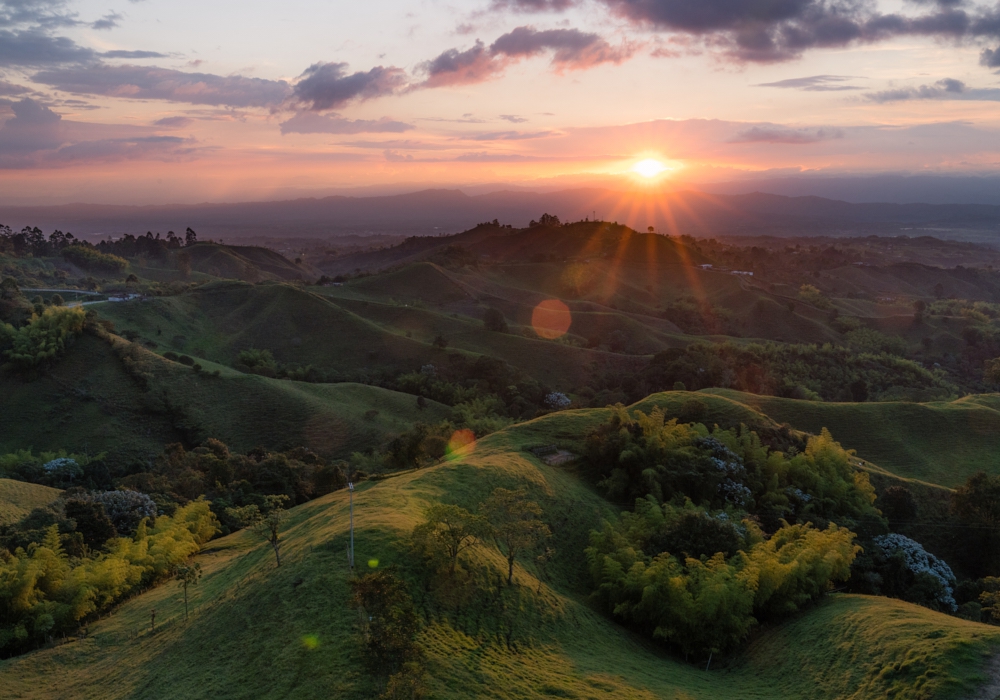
[301,634,320,650]
[446,428,476,459]
[531,299,572,339]
[368,558,379,568]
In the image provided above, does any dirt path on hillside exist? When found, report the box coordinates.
[971,653,1000,700]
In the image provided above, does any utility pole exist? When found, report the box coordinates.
[347,482,355,570]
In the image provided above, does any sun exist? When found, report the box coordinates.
[631,158,667,178]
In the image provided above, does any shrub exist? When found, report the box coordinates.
[60,245,128,274]
[0,306,86,372]
[483,308,508,333]
[81,490,158,535]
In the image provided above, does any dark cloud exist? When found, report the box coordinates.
[491,26,632,68]
[153,115,193,128]
[420,26,631,86]
[981,45,1000,66]
[500,114,527,122]
[0,79,30,95]
[729,125,844,143]
[100,49,167,59]
[597,0,1000,63]
[292,62,407,111]
[0,29,95,66]
[756,74,864,90]
[32,64,292,107]
[91,11,121,30]
[864,77,1000,102]
[0,97,196,167]
[279,111,414,134]
[0,0,78,29]
[420,42,501,87]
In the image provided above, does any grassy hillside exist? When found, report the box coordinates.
[0,330,450,465]
[2,408,998,699]
[96,281,441,374]
[686,389,1000,488]
[0,479,61,525]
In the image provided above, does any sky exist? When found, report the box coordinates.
[4,0,1000,204]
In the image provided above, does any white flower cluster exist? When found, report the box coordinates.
[83,490,157,534]
[787,487,813,503]
[718,480,752,507]
[420,364,436,376]
[43,458,80,474]
[698,438,752,507]
[544,392,572,409]
[874,533,958,611]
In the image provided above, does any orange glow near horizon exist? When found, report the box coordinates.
[632,159,668,178]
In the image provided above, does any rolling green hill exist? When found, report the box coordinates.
[0,330,450,466]
[683,389,1000,488]
[0,479,61,525]
[2,408,997,699]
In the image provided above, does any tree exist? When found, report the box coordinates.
[350,568,420,676]
[483,308,508,333]
[125,273,139,291]
[412,504,489,575]
[934,282,945,299]
[174,561,202,620]
[985,357,1000,384]
[0,277,21,300]
[64,499,117,550]
[176,251,192,278]
[185,227,198,246]
[953,472,1000,575]
[879,486,917,525]
[481,487,550,585]
[226,494,290,566]
[913,299,926,322]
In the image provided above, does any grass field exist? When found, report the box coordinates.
[680,389,1000,488]
[2,408,998,699]
[0,331,450,465]
[0,479,61,525]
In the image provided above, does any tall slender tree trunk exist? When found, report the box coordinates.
[271,538,282,567]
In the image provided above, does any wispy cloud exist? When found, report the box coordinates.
[864,78,1000,102]
[0,97,198,168]
[279,111,414,134]
[31,64,292,107]
[756,75,865,91]
[729,126,845,144]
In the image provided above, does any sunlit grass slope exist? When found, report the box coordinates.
[0,331,449,464]
[3,409,998,699]
[0,479,61,525]
[677,388,1000,488]
[96,281,439,374]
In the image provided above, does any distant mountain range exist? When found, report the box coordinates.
[3,187,1000,242]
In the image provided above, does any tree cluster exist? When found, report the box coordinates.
[0,500,218,656]
[118,439,348,533]
[0,306,86,374]
[580,408,881,659]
